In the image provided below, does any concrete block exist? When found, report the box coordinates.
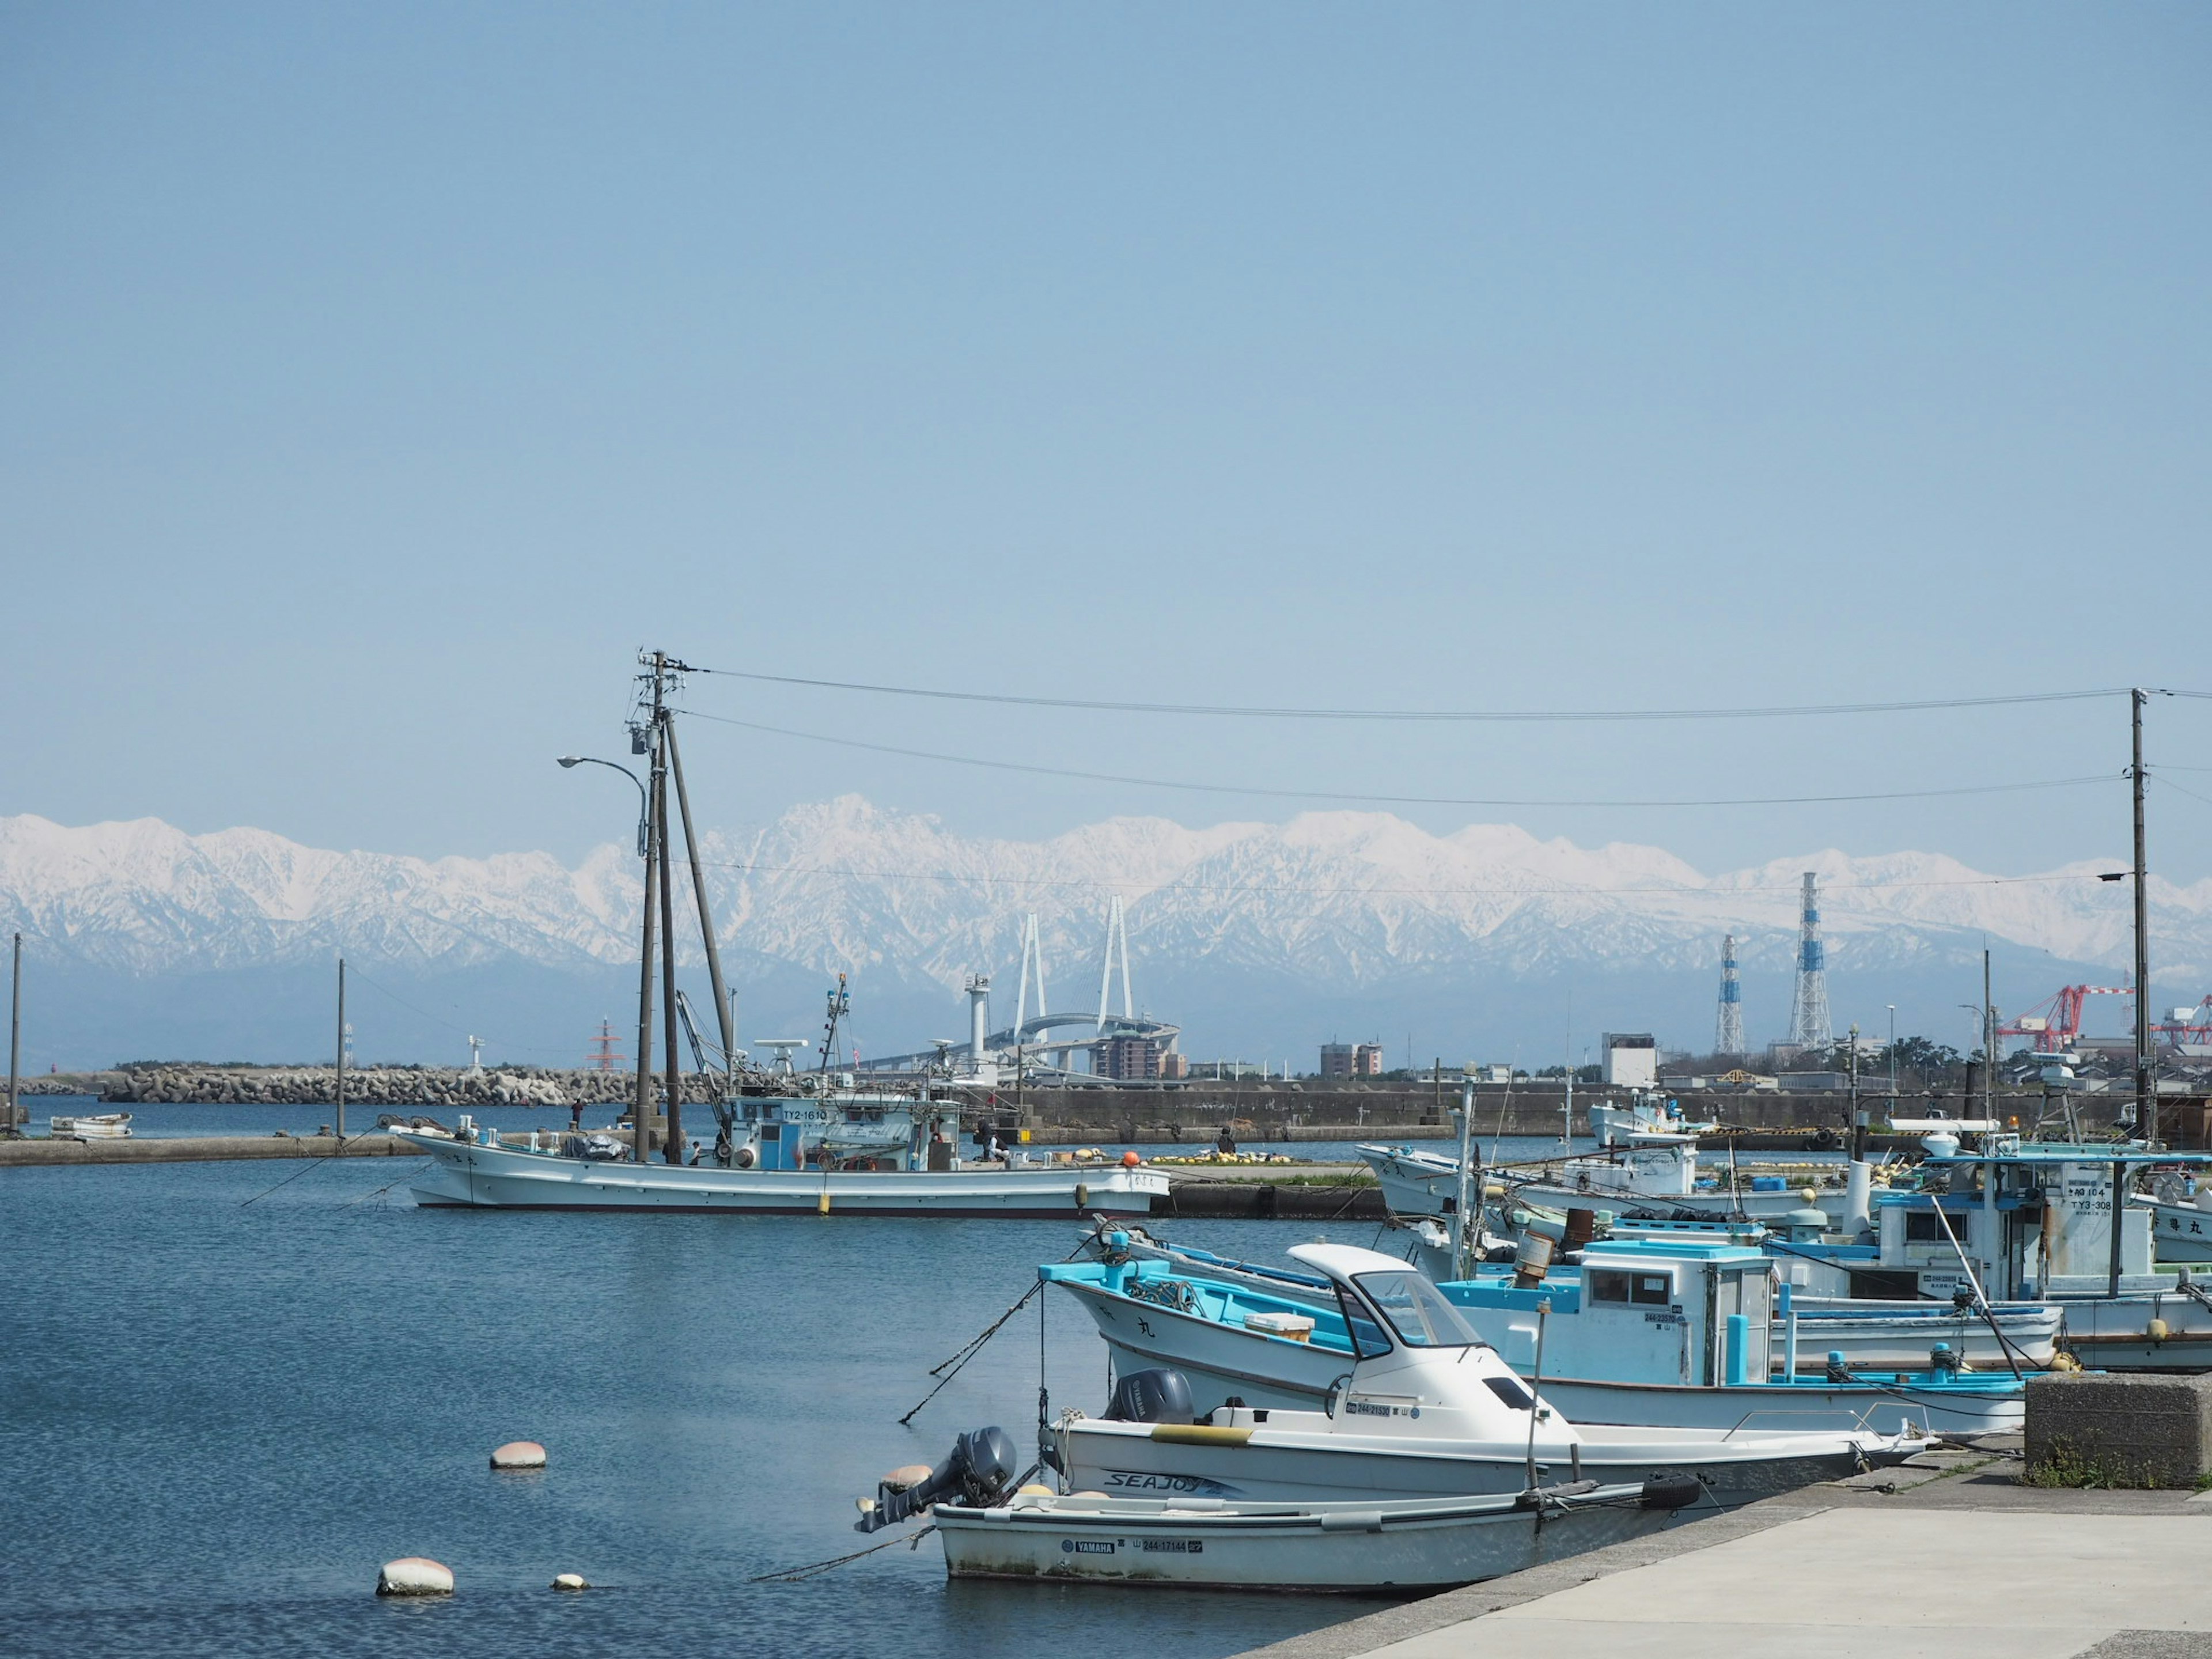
[2025,1372,2212,1488]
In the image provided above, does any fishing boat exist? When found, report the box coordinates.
[401,1094,1165,1215]
[925,1481,1700,1591]
[48,1112,131,1139]
[2135,1175,2212,1265]
[1047,1243,1932,1508]
[1052,1237,2021,1437]
[847,1420,1706,1592]
[1084,1218,2061,1373]
[1732,1143,2212,1370]
[1588,1092,1719,1146]
[1359,1134,1849,1226]
[411,652,1171,1217]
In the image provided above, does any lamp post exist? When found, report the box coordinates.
[1886,1005,1897,1109]
[556,756,649,859]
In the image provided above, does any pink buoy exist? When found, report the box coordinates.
[490,1440,547,1471]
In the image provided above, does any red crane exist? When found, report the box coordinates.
[1997,984,2134,1054]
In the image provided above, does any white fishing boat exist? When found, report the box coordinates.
[1048,1243,1930,1509]
[2135,1180,2212,1264]
[48,1112,131,1139]
[927,1480,1702,1591]
[402,1109,1165,1216]
[1359,1136,1847,1226]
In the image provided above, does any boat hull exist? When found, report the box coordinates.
[1525,1374,2020,1438]
[2138,1196,2212,1264]
[1061,1418,1881,1512]
[932,1487,1684,1591]
[399,1134,1167,1216]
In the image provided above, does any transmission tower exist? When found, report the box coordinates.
[1787,872,1832,1052]
[1715,934,1745,1058]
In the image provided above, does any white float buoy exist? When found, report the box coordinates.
[550,1573,589,1591]
[882,1463,934,1492]
[377,1556,454,1596]
[490,1440,548,1471]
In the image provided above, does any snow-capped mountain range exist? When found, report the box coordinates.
[0,798,2198,1066]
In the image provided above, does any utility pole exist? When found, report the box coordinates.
[2134,687,2154,1146]
[664,719,735,1086]
[6,933,21,1137]
[1983,949,1996,1129]
[335,957,347,1141]
[631,724,661,1166]
[657,726,683,1162]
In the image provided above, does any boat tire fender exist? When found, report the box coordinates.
[1639,1472,1706,1511]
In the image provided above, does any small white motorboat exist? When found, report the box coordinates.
[48,1112,131,1139]
[929,1479,1703,1591]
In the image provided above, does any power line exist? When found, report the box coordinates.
[675,707,2118,810]
[688,666,2126,724]
[691,857,2126,902]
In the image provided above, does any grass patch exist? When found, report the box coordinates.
[2024,1438,2176,1490]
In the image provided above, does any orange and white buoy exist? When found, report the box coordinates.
[490,1440,547,1471]
[377,1557,454,1596]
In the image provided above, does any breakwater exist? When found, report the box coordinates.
[59,1067,2142,1142]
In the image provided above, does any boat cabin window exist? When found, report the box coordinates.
[1332,1284,1393,1359]
[1483,1376,1535,1411]
[1350,1271,1488,1349]
[1587,1268,1673,1307]
[1903,1210,1955,1244]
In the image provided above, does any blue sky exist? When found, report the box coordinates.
[3,2,2209,877]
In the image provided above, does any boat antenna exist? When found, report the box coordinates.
[820,974,850,1076]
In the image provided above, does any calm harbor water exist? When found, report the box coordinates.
[1,1156,1418,1659]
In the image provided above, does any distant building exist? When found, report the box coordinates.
[1353,1043,1385,1077]
[1600,1032,1658,1088]
[1095,1035,1162,1081]
[1158,1051,1188,1081]
[1320,1043,1354,1079]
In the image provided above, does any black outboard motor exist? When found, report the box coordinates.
[1104,1368,1195,1425]
[853,1426,1018,1533]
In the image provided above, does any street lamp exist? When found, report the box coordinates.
[557,755,649,858]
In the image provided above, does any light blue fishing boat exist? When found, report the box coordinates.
[1055,1231,2024,1437]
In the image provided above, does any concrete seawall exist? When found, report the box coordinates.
[0,1134,419,1166]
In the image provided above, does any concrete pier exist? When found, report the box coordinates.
[0,1133,418,1166]
[1241,1444,2212,1659]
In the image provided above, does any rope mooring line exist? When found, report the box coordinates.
[749,1525,937,1582]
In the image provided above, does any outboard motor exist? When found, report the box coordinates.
[854,1425,1018,1533]
[1104,1368,1195,1425]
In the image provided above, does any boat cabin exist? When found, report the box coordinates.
[1441,1237,1773,1387]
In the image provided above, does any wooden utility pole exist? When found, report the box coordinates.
[2134,688,2154,1145]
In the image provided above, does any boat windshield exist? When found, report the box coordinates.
[1351,1271,1487,1349]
